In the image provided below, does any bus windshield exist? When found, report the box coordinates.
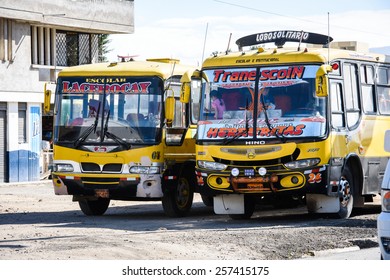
[54,76,163,149]
[198,65,327,142]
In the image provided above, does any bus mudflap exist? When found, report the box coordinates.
[214,194,245,214]
[306,193,340,213]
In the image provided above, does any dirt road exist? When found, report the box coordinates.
[0,181,380,260]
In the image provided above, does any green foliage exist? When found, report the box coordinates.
[98,34,112,62]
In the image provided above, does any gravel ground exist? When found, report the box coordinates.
[0,180,380,260]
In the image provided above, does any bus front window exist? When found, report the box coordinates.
[198,65,327,142]
[54,77,163,149]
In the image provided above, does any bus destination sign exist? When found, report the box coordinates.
[236,30,333,49]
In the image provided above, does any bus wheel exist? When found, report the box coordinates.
[229,195,255,220]
[78,198,110,216]
[162,175,194,217]
[337,166,354,219]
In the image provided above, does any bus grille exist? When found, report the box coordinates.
[81,163,123,173]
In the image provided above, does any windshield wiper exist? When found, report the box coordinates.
[101,109,131,150]
[104,131,132,150]
[260,94,286,143]
[102,109,110,142]
[223,99,250,145]
[74,103,101,148]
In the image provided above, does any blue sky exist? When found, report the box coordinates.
[108,0,390,65]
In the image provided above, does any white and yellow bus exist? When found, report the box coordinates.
[44,58,199,217]
[182,30,390,219]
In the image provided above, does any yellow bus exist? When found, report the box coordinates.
[182,30,390,219]
[44,58,199,217]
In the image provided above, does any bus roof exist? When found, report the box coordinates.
[202,44,388,69]
[58,58,196,78]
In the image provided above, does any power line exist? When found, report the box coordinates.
[213,0,388,38]
[214,0,320,24]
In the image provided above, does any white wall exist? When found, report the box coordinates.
[0,0,134,34]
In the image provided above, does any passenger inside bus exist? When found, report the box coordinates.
[210,90,226,119]
[126,113,145,127]
[211,87,252,119]
[88,99,100,117]
[258,87,276,111]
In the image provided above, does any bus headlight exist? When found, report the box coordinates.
[258,167,267,176]
[382,190,390,212]
[231,168,240,177]
[55,164,74,172]
[197,160,227,171]
[129,166,160,174]
[284,158,320,169]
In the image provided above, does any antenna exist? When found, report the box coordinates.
[297,30,303,51]
[226,33,232,54]
[201,22,209,62]
[327,12,330,64]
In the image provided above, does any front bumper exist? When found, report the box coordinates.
[196,165,328,196]
[52,173,163,199]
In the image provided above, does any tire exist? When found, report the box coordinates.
[162,171,194,217]
[201,195,214,207]
[229,195,255,220]
[337,166,354,219]
[78,198,110,216]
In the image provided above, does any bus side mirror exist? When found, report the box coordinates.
[180,83,191,104]
[44,83,52,114]
[165,95,175,127]
[180,70,200,103]
[315,65,332,97]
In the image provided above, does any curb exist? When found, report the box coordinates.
[302,246,360,258]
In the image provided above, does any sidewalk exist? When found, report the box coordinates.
[302,246,381,260]
[0,180,52,187]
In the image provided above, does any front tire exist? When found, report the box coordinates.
[201,194,214,207]
[162,171,194,217]
[78,198,110,216]
[337,166,354,219]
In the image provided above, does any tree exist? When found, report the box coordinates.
[98,34,112,62]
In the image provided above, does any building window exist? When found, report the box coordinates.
[56,31,99,66]
[31,27,101,67]
[31,26,55,66]
[18,103,27,144]
[0,18,13,62]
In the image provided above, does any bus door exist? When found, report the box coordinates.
[329,80,348,170]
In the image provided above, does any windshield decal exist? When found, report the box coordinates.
[205,124,306,139]
[259,66,305,81]
[198,116,325,140]
[212,66,306,89]
[62,81,152,94]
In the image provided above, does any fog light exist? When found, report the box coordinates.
[231,168,239,177]
[382,237,390,254]
[258,167,267,176]
[291,176,299,184]
[216,177,223,185]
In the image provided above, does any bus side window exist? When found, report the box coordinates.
[378,89,390,114]
[330,82,345,129]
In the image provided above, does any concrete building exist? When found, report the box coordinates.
[0,0,134,182]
